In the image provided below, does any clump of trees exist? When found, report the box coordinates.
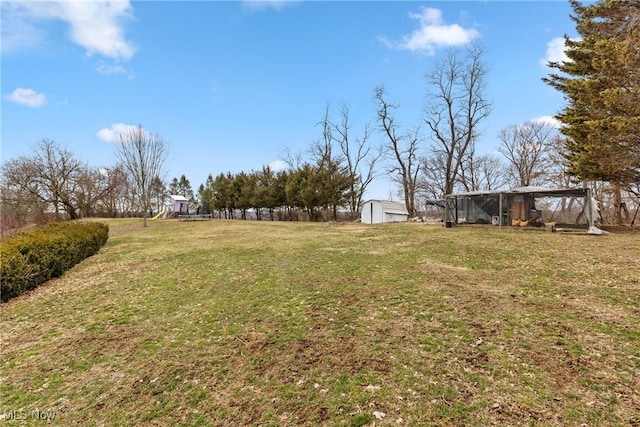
[1,126,171,233]
[3,0,638,228]
[195,103,381,222]
[0,105,380,230]
[544,0,640,224]
[185,166,351,223]
[497,121,561,188]
[374,44,496,214]
[1,139,118,234]
[378,2,638,224]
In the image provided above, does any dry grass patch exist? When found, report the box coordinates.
[1,220,639,426]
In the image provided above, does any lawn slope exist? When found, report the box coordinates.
[1,220,639,426]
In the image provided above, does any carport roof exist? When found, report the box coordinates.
[445,187,588,198]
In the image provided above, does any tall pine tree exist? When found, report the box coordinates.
[544,0,640,224]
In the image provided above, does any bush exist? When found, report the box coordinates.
[1,222,109,302]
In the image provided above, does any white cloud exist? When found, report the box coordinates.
[62,1,135,60]
[97,62,127,75]
[1,1,135,61]
[268,160,286,171]
[97,123,140,143]
[532,116,562,128]
[96,61,135,79]
[384,7,479,55]
[542,37,571,66]
[4,88,47,107]
[0,2,45,52]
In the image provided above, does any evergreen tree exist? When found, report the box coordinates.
[234,171,255,220]
[272,170,290,220]
[212,173,235,219]
[253,166,273,220]
[198,174,215,214]
[544,0,640,223]
[286,164,321,221]
[168,174,196,211]
[149,176,167,214]
[314,150,353,221]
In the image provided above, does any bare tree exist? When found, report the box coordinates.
[280,147,303,171]
[457,148,509,192]
[75,167,111,218]
[374,86,421,217]
[310,107,353,221]
[100,164,133,218]
[417,152,447,200]
[546,134,573,187]
[1,179,45,236]
[423,44,492,195]
[1,139,84,221]
[456,142,479,192]
[419,150,506,205]
[331,102,382,216]
[474,154,509,191]
[497,121,557,187]
[116,125,169,227]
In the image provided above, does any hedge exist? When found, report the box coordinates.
[1,222,109,302]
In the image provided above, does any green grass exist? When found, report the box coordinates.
[1,219,639,426]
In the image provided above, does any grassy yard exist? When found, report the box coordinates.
[1,219,639,426]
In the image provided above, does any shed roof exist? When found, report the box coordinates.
[362,199,409,215]
[170,195,189,202]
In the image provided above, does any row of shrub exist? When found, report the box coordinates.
[1,222,109,302]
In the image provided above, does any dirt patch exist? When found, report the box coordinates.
[601,225,640,234]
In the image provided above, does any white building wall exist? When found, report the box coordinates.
[385,213,407,223]
[361,200,408,224]
[361,200,377,224]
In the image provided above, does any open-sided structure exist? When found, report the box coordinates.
[444,187,603,232]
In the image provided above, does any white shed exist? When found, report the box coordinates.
[170,195,189,215]
[360,200,409,224]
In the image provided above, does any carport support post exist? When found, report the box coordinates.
[499,192,503,230]
[584,187,592,227]
[444,195,449,227]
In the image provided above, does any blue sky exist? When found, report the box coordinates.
[1,0,576,199]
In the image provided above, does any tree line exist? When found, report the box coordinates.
[374,0,639,223]
[0,40,513,231]
[0,107,377,232]
[2,0,638,231]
